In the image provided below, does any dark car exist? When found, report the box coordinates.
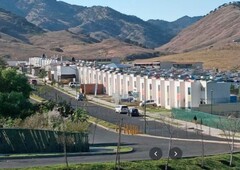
[75,93,85,101]
[30,79,37,85]
[128,108,139,117]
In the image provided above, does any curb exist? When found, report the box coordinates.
[0,147,134,160]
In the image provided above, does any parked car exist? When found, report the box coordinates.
[139,100,157,107]
[115,105,129,114]
[30,79,37,85]
[69,82,80,88]
[120,96,137,103]
[75,93,85,101]
[128,108,139,117]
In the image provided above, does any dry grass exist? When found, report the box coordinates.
[141,45,240,70]
[0,30,155,61]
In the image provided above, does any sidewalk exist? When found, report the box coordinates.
[60,85,231,140]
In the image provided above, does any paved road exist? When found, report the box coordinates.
[0,125,236,169]
[38,86,232,142]
[2,85,233,168]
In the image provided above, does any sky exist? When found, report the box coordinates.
[60,0,234,21]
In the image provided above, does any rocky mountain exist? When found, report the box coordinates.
[0,8,156,61]
[0,8,44,42]
[0,0,200,48]
[158,2,240,53]
[148,15,202,42]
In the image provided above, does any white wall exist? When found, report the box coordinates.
[191,81,201,107]
[57,65,77,76]
[207,82,231,104]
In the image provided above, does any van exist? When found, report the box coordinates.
[115,105,129,114]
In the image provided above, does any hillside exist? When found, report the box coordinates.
[0,29,156,61]
[0,0,200,48]
[29,31,157,60]
[140,44,240,70]
[0,8,43,42]
[158,3,240,53]
[0,6,157,61]
[148,16,202,42]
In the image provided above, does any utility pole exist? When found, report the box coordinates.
[144,77,147,134]
[144,100,147,134]
[210,90,213,114]
[61,116,68,168]
[200,118,205,168]
[115,118,123,170]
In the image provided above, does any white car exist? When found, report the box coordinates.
[68,82,80,88]
[139,100,157,107]
[115,105,129,114]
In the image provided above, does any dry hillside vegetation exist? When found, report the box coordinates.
[59,39,156,60]
[142,44,240,70]
[158,4,240,53]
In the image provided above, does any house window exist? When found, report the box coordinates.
[134,81,136,88]
[167,86,169,93]
[158,85,160,91]
[188,87,191,95]
[188,101,191,108]
[149,84,152,90]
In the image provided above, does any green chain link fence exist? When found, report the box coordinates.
[0,128,89,154]
[172,108,240,131]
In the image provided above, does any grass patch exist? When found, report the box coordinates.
[0,153,62,159]
[138,106,171,116]
[219,133,240,138]
[7,152,240,170]
[88,116,118,130]
[30,94,45,102]
[110,146,133,153]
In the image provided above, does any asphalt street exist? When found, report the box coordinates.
[38,86,233,141]
[0,125,236,169]
[1,86,235,168]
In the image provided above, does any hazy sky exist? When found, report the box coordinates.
[60,0,233,21]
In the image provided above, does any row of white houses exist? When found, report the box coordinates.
[28,57,231,110]
[78,66,231,109]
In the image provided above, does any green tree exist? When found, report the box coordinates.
[72,108,88,123]
[0,68,32,98]
[57,101,74,118]
[37,100,56,114]
[0,68,33,118]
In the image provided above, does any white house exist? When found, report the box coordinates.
[78,65,231,109]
